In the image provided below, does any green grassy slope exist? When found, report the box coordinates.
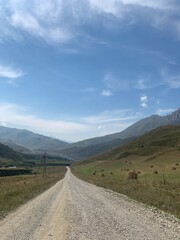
[72,125,180,218]
[60,137,134,161]
[0,143,24,165]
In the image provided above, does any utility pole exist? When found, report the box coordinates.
[42,152,47,178]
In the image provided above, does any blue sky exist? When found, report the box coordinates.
[0,0,180,142]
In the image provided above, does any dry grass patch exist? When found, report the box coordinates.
[0,166,66,218]
[72,162,180,219]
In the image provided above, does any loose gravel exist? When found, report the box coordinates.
[0,167,179,240]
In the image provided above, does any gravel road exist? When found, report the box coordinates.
[0,167,179,240]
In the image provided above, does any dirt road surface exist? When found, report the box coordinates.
[0,167,179,240]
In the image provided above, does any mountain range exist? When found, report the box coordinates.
[59,109,180,160]
[82,124,180,164]
[0,109,179,161]
[0,127,69,155]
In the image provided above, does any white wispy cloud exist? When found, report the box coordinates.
[103,73,130,91]
[135,77,163,90]
[155,108,175,115]
[104,73,162,91]
[120,0,171,10]
[9,11,72,44]
[0,0,179,45]
[89,0,175,21]
[0,103,89,141]
[161,69,180,88]
[83,109,141,124]
[83,87,96,93]
[0,65,25,86]
[89,0,120,16]
[164,75,180,88]
[140,94,148,108]
[0,103,142,141]
[101,90,113,96]
[82,109,142,137]
[135,79,149,90]
[0,65,24,79]
[0,0,73,44]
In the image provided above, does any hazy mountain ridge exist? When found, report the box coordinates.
[0,139,34,154]
[0,142,24,163]
[60,137,134,161]
[64,109,180,149]
[82,125,180,164]
[0,127,69,154]
[60,109,180,160]
[0,109,179,160]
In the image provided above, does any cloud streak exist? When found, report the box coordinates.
[140,95,148,108]
[9,10,72,44]
[83,109,141,124]
[0,65,24,79]
[164,75,180,88]
[0,103,89,141]
[161,69,180,89]
[103,73,130,91]
[101,90,112,96]
[155,108,175,115]
[0,103,142,141]
[0,0,179,45]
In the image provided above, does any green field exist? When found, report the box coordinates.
[0,166,67,219]
[72,126,180,219]
[72,151,180,218]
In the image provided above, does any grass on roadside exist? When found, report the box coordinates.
[0,166,66,218]
[72,154,180,219]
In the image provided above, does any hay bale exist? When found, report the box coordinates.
[109,171,113,175]
[153,170,158,174]
[99,172,105,177]
[127,171,137,180]
[171,167,176,170]
[92,171,96,175]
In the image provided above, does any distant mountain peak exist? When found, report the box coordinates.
[167,108,180,121]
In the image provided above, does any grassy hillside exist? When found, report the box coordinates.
[60,109,180,160]
[81,125,180,163]
[0,143,24,165]
[60,137,134,161]
[0,140,34,154]
[72,125,180,218]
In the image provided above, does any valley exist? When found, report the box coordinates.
[0,111,180,239]
[0,168,179,240]
[1,2,180,238]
